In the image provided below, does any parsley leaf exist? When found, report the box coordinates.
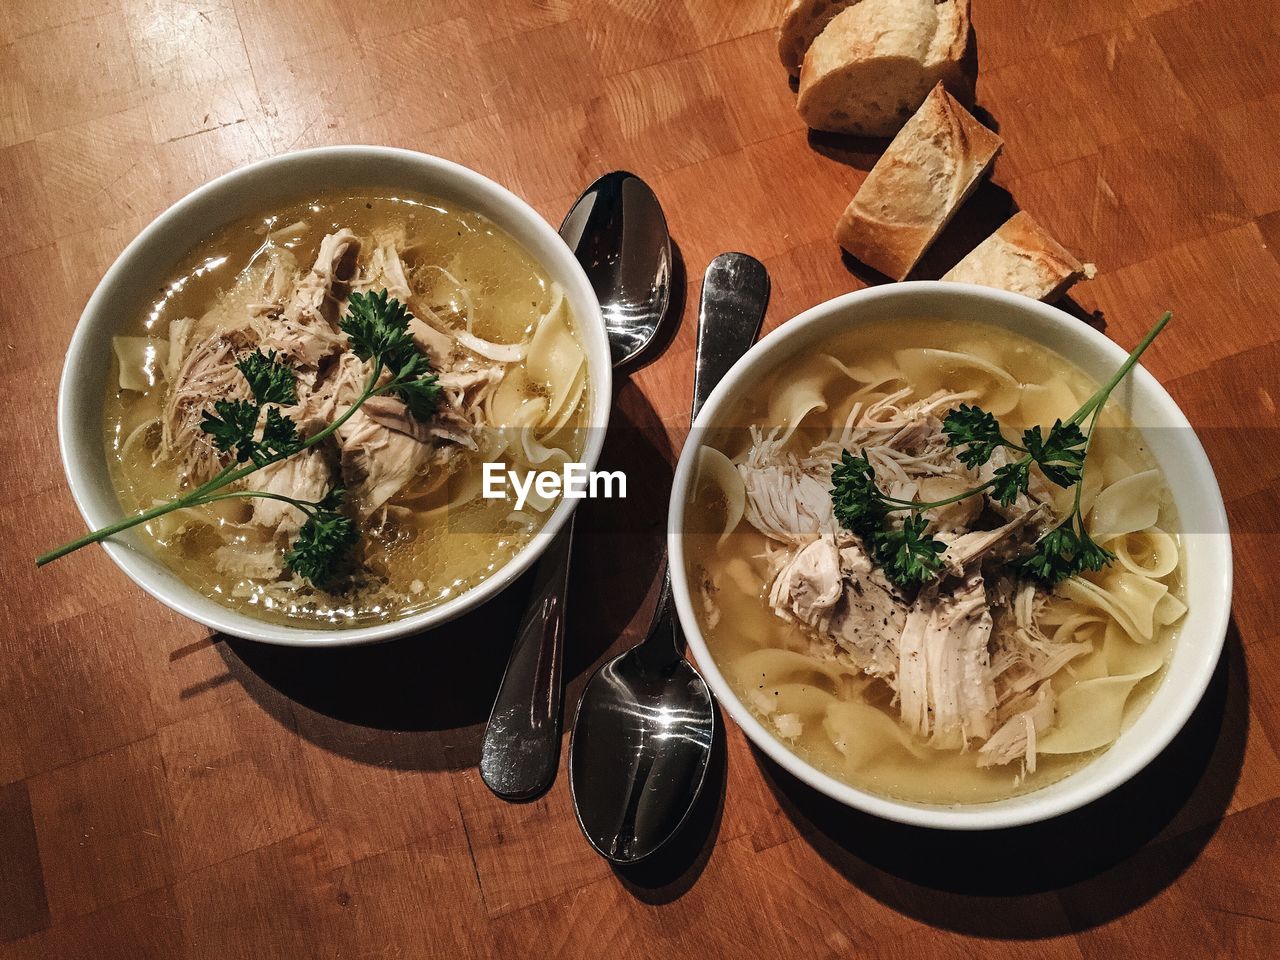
[870,514,947,587]
[342,289,417,368]
[317,486,347,512]
[389,353,442,420]
[284,492,358,586]
[1015,525,1077,583]
[341,290,441,420]
[200,399,261,463]
[830,451,946,589]
[1022,420,1087,489]
[942,403,1010,468]
[254,407,303,466]
[1017,517,1115,585]
[199,364,303,468]
[990,458,1031,507]
[830,450,887,536]
[235,349,297,406]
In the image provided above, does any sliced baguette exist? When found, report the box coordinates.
[778,0,862,78]
[835,83,1002,280]
[942,211,1094,302]
[797,0,975,137]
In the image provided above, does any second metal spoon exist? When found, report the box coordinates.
[569,252,770,863]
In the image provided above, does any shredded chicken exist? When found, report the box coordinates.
[897,571,996,748]
[409,317,455,367]
[336,405,432,516]
[251,449,332,536]
[261,228,358,378]
[740,429,836,542]
[352,238,414,303]
[358,395,433,442]
[979,681,1056,772]
[938,507,1047,576]
[162,326,256,485]
[826,535,906,679]
[769,535,843,631]
[247,402,334,537]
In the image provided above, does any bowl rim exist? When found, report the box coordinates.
[667,280,1232,830]
[56,145,611,647]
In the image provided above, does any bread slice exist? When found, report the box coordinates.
[942,211,1095,301]
[778,0,862,78]
[835,83,1002,280]
[797,0,975,137]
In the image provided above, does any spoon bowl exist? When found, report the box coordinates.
[570,580,715,863]
[558,171,673,369]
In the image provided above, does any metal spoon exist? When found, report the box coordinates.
[559,171,675,369]
[479,172,673,801]
[569,252,770,863]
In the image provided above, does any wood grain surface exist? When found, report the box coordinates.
[3,0,1279,957]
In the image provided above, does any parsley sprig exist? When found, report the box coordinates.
[830,450,952,586]
[342,290,441,419]
[829,312,1170,589]
[38,290,441,586]
[284,488,359,585]
[943,404,1089,503]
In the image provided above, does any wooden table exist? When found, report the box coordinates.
[3,0,1279,956]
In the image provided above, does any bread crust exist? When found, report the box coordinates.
[797,0,975,136]
[777,0,863,78]
[943,211,1090,301]
[835,83,1002,280]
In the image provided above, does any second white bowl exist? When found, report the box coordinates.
[667,282,1230,830]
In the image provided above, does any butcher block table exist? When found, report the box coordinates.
[3,0,1280,957]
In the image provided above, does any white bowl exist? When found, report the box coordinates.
[57,146,611,646]
[667,282,1231,830]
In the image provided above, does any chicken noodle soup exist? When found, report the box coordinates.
[105,192,589,626]
[683,318,1184,804]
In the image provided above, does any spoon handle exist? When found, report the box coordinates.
[691,252,770,423]
[632,571,684,674]
[480,514,574,800]
[641,253,770,666]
